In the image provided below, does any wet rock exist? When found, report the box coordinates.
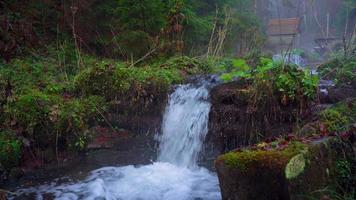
[215,137,354,200]
[205,81,296,160]
[322,84,356,104]
[108,89,167,134]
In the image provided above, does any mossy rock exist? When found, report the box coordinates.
[215,138,350,200]
[319,98,355,133]
[220,142,307,173]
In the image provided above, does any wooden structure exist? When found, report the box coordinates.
[267,18,301,50]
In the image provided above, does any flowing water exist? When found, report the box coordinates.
[11,79,221,200]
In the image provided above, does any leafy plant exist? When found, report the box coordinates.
[319,109,349,133]
[318,56,356,85]
[219,58,251,81]
[58,96,107,151]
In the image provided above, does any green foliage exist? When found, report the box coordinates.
[0,58,56,94]
[336,159,352,187]
[318,57,356,85]
[74,61,129,99]
[331,98,356,122]
[74,59,187,100]
[9,90,57,132]
[219,58,319,101]
[0,130,21,170]
[160,56,212,75]
[218,58,251,81]
[58,96,106,150]
[319,98,355,133]
[319,109,349,133]
[116,0,166,34]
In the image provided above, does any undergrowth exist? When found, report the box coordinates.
[0,44,210,173]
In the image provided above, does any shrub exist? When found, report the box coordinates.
[0,131,21,171]
[74,59,185,100]
[218,58,251,81]
[318,57,356,85]
[9,90,58,133]
[74,61,130,99]
[0,58,59,94]
[160,56,212,75]
[319,109,349,133]
[58,96,107,150]
[219,58,319,102]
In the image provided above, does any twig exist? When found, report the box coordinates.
[94,106,117,133]
[207,5,218,58]
[130,47,157,67]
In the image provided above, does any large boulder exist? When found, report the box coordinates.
[204,81,298,161]
[215,137,354,200]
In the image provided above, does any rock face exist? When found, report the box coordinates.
[108,89,168,134]
[205,81,296,159]
[215,137,354,200]
[206,80,356,166]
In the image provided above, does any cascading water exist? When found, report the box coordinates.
[11,79,221,200]
[158,84,211,168]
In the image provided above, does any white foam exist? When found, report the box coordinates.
[15,162,221,200]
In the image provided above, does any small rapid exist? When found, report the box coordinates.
[11,79,221,200]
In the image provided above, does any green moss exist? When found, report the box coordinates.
[285,154,306,179]
[221,142,308,172]
[160,56,212,75]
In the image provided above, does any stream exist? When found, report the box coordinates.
[10,79,221,200]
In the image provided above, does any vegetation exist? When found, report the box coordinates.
[319,98,355,133]
[0,131,21,171]
[219,58,319,103]
[221,142,307,172]
[0,45,210,175]
[318,56,356,85]
[0,0,264,60]
[0,1,354,199]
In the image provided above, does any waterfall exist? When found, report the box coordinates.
[12,79,221,200]
[158,83,211,167]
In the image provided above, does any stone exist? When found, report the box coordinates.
[205,81,297,162]
[327,85,356,104]
[215,137,353,200]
